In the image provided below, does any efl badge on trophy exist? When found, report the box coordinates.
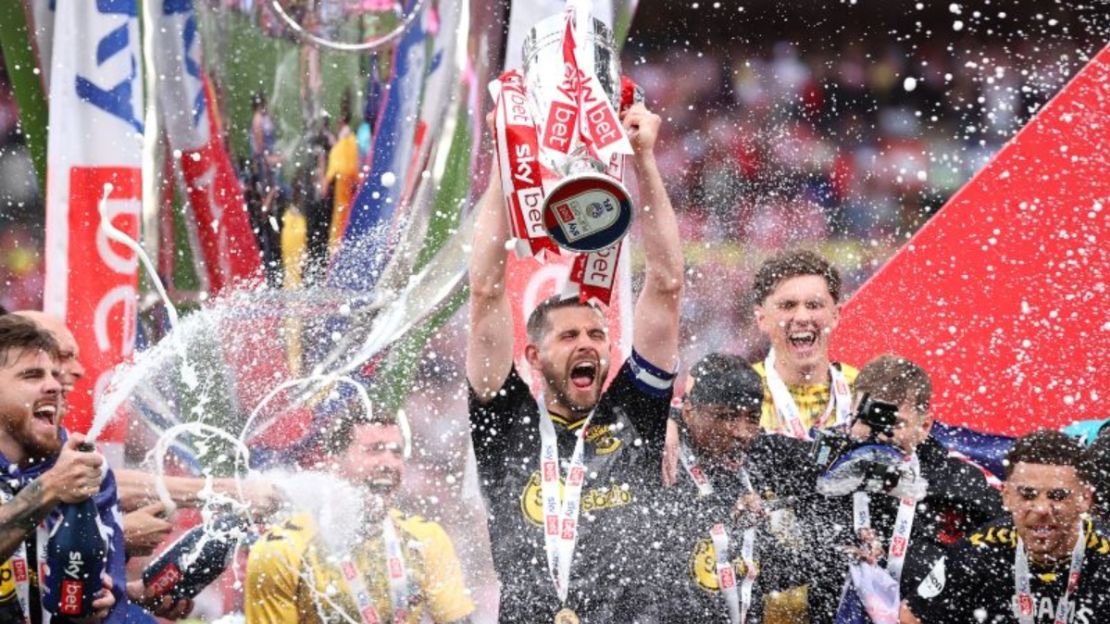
[490,1,638,306]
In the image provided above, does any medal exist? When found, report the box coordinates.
[554,607,580,624]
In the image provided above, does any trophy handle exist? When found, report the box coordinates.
[268,0,428,53]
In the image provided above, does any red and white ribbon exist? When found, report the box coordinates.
[491,70,560,259]
[851,454,921,583]
[566,3,632,163]
[1013,520,1087,624]
[679,437,757,624]
[337,516,411,624]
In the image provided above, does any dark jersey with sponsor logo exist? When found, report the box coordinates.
[651,431,845,623]
[909,518,1110,624]
[468,352,673,623]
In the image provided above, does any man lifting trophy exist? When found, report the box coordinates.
[468,1,684,621]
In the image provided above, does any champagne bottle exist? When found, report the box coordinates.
[43,444,106,620]
[141,513,247,601]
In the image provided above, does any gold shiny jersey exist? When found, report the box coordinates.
[752,361,859,433]
[246,510,474,624]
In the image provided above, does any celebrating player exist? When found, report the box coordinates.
[467,102,683,621]
[246,413,475,623]
[906,429,1110,623]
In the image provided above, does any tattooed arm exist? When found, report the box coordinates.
[0,480,54,561]
[0,435,103,561]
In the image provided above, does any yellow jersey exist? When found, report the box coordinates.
[752,361,858,433]
[246,509,475,624]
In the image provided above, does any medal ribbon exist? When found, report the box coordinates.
[337,516,411,624]
[1013,520,1087,624]
[763,349,852,440]
[490,70,560,259]
[2,483,47,623]
[678,437,757,624]
[537,396,595,603]
[851,455,921,582]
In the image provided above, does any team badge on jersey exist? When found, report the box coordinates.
[584,424,622,455]
[689,538,757,593]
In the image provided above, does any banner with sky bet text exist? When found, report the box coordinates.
[43,0,144,447]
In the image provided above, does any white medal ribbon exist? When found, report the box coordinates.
[1013,520,1087,624]
[537,396,595,603]
[337,516,411,624]
[678,439,714,497]
[10,541,30,620]
[763,349,851,439]
[678,439,757,624]
[851,455,920,583]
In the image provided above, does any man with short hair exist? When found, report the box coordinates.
[652,353,837,623]
[14,310,278,618]
[750,249,857,437]
[14,311,281,539]
[906,429,1110,623]
[662,250,856,481]
[0,314,118,622]
[467,103,683,621]
[835,354,1003,619]
[246,415,475,623]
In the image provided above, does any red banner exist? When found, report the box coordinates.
[177,76,262,293]
[178,110,261,291]
[62,167,142,442]
[831,45,1110,435]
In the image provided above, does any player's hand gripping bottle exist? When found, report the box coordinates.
[43,444,106,618]
[141,512,247,601]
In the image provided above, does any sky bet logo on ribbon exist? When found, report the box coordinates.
[74,0,144,134]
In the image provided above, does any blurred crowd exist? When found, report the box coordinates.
[624,35,1079,364]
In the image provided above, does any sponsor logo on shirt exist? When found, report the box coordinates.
[916,556,946,599]
[520,472,633,525]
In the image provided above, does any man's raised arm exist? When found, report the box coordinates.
[625,104,684,371]
[466,168,514,402]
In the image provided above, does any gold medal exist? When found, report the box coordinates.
[554,607,579,624]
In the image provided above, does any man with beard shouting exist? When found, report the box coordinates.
[467,103,683,622]
[246,413,475,623]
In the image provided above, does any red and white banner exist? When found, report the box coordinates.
[154,3,261,292]
[44,0,146,444]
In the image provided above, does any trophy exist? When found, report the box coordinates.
[523,10,633,254]
[491,3,635,304]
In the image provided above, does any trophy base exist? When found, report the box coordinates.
[542,173,633,253]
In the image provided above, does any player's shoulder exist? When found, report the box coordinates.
[833,362,858,384]
[253,512,318,561]
[751,360,767,379]
[392,509,450,545]
[613,349,676,399]
[1083,520,1110,559]
[963,518,1019,554]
